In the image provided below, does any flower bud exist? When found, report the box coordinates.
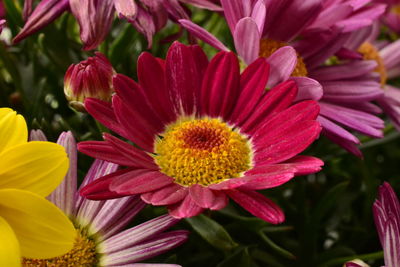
[64,52,114,112]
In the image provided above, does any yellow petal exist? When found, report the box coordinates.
[0,189,76,259]
[0,108,27,154]
[0,216,21,267]
[0,141,69,196]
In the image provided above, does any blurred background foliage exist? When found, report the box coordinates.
[1,1,399,266]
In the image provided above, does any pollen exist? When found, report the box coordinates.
[154,118,252,186]
[358,42,387,86]
[391,4,400,15]
[259,38,308,77]
[22,228,99,267]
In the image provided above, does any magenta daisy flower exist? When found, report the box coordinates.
[27,130,188,266]
[179,0,386,156]
[341,24,400,133]
[77,41,323,224]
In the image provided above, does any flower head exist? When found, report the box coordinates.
[0,108,75,265]
[26,130,188,266]
[78,42,323,223]
[64,52,115,112]
[179,0,386,156]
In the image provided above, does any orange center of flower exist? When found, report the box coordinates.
[22,228,99,267]
[259,38,308,77]
[154,118,252,186]
[358,42,387,86]
[391,4,400,15]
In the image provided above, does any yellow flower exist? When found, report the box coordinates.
[0,108,76,266]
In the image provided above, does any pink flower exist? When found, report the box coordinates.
[179,0,386,156]
[64,52,115,112]
[372,182,400,267]
[78,41,323,223]
[342,24,400,133]
[14,0,221,50]
[28,130,188,266]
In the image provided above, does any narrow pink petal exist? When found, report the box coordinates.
[89,196,146,239]
[250,0,266,33]
[234,17,261,65]
[180,0,222,11]
[266,46,297,88]
[80,168,139,200]
[84,98,128,139]
[227,189,285,224]
[141,184,188,206]
[110,170,174,195]
[383,217,400,267]
[113,95,157,152]
[29,129,47,141]
[320,102,384,138]
[240,80,298,133]
[113,74,165,128]
[114,0,137,20]
[291,77,323,101]
[284,156,324,175]
[102,214,180,253]
[200,51,240,119]
[48,132,78,217]
[137,52,176,124]
[103,133,158,170]
[189,184,228,210]
[101,231,188,266]
[78,141,143,167]
[321,123,362,157]
[70,0,115,50]
[166,42,208,116]
[229,58,270,126]
[168,194,204,218]
[318,115,360,144]
[253,120,321,165]
[220,0,250,33]
[179,19,230,51]
[13,0,69,44]
[76,160,119,210]
[310,61,377,81]
[373,201,386,247]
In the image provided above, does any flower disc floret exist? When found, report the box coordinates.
[358,42,387,86]
[155,118,252,186]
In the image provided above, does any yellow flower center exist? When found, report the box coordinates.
[391,4,400,15]
[358,42,387,86]
[154,118,252,186]
[259,38,308,77]
[22,228,98,267]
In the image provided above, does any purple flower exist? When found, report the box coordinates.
[179,0,385,156]
[26,130,188,266]
[14,0,221,50]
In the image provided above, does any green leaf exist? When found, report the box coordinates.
[186,214,238,251]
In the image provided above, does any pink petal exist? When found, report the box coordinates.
[110,170,174,195]
[291,77,323,101]
[283,155,324,175]
[266,46,297,88]
[114,0,137,20]
[179,19,229,52]
[234,17,261,65]
[166,42,208,116]
[137,52,176,124]
[227,189,285,224]
[220,0,251,33]
[141,184,188,206]
[200,51,240,119]
[240,80,298,133]
[70,0,115,50]
[84,98,128,139]
[229,58,270,126]
[168,194,204,218]
[189,184,228,210]
[103,133,158,170]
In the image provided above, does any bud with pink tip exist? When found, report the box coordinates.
[64,52,114,111]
